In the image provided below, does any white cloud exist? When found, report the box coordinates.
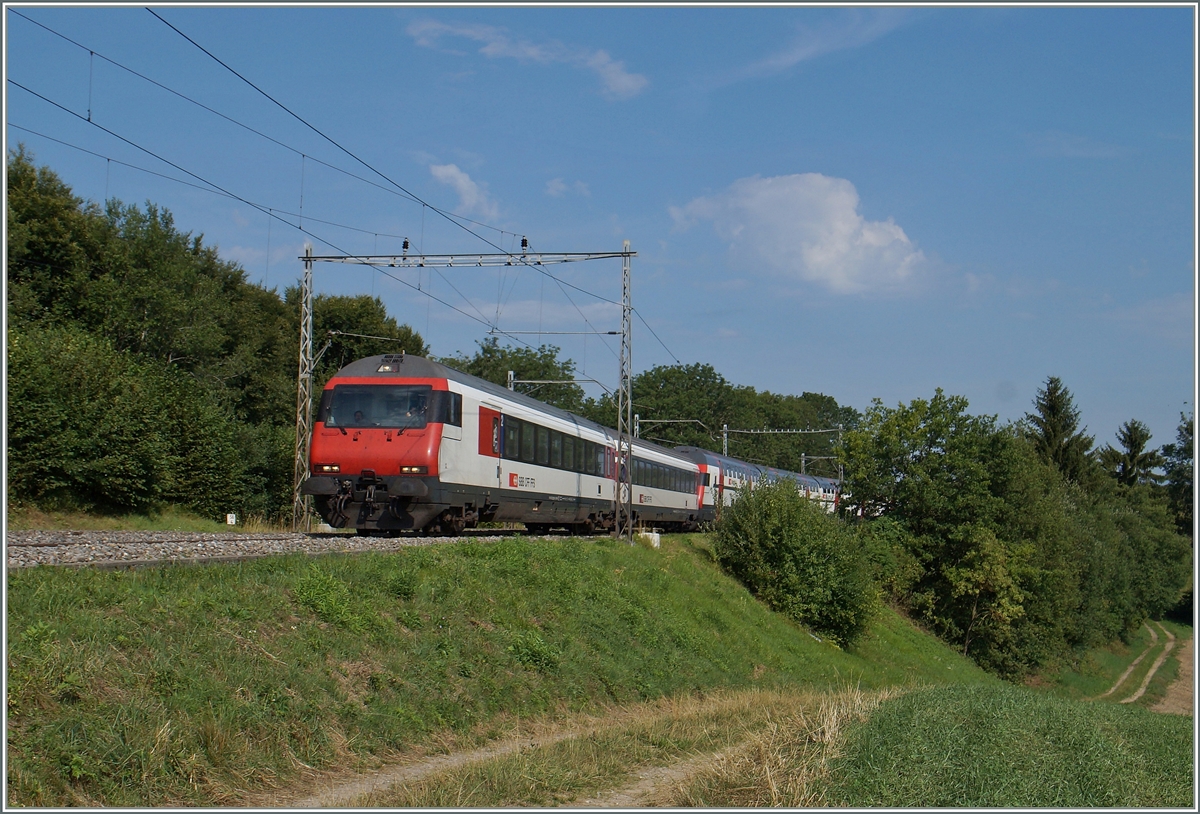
[716,9,907,86]
[429,163,499,221]
[1027,130,1124,158]
[1105,296,1194,345]
[671,173,926,295]
[545,177,591,198]
[407,19,647,99]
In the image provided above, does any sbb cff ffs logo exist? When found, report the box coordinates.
[509,473,536,489]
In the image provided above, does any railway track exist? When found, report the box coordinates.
[4,528,544,570]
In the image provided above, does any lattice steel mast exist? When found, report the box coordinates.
[616,241,634,543]
[292,245,314,530]
[292,245,636,535]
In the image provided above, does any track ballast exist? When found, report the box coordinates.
[5,529,539,570]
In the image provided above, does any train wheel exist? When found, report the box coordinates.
[525,523,549,536]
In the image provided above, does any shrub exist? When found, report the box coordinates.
[713,479,877,646]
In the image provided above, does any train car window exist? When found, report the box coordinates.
[703,472,710,487]
[504,419,521,460]
[584,442,596,475]
[317,390,335,424]
[320,384,432,429]
[521,421,536,463]
[536,426,550,465]
[550,433,562,468]
[564,436,576,471]
[428,391,463,427]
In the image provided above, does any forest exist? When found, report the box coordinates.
[6,147,1193,679]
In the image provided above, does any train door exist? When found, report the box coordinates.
[478,404,503,489]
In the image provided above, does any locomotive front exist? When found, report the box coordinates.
[300,354,465,534]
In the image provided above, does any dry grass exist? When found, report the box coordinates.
[298,685,905,808]
[652,684,905,807]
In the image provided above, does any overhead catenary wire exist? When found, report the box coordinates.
[146,8,633,336]
[7,123,414,242]
[9,8,523,241]
[14,9,648,369]
[8,79,543,353]
[14,11,680,374]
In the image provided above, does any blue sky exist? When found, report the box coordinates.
[5,5,1196,449]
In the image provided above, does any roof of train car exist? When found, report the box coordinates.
[328,354,697,467]
[674,445,839,489]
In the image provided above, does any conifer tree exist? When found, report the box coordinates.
[1099,419,1165,487]
[1024,376,1095,484]
[1162,412,1194,535]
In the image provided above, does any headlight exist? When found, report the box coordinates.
[399,466,428,474]
[315,464,341,473]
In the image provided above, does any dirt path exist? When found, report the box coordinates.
[571,745,744,808]
[291,729,582,808]
[1151,634,1194,716]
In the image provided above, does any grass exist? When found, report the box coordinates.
[824,683,1194,807]
[6,531,1191,808]
[6,533,987,807]
[6,503,288,533]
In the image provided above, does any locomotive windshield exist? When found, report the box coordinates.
[319,384,433,430]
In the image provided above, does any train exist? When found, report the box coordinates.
[299,353,841,535]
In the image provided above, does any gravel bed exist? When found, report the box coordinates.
[4,530,518,569]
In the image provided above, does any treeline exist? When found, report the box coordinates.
[839,383,1192,678]
[6,148,425,521]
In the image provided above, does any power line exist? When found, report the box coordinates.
[12,8,653,367]
[8,78,543,353]
[15,11,678,373]
[146,9,634,332]
[7,123,413,242]
[633,307,680,365]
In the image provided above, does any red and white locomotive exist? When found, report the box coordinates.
[300,353,839,535]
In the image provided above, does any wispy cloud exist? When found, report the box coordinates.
[1026,130,1125,158]
[429,163,499,221]
[408,19,648,100]
[1105,296,1194,345]
[671,173,927,295]
[713,9,907,87]
[545,177,591,198]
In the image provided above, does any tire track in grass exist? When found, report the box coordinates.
[1121,622,1175,704]
[1093,623,1157,700]
[280,690,778,808]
